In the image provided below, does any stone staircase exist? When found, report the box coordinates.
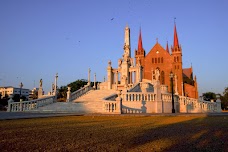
[31,90,117,113]
[73,89,117,113]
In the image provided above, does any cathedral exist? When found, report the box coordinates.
[135,23,198,98]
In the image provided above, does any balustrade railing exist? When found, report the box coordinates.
[70,84,92,101]
[122,92,156,102]
[8,95,55,112]
[103,101,117,113]
[179,96,219,112]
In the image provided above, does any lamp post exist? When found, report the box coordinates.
[19,82,23,101]
[169,72,175,113]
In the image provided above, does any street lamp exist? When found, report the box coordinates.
[169,72,175,113]
[19,82,23,97]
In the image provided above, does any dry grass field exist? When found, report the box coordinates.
[0,115,227,152]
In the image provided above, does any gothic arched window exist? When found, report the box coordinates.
[161,71,165,84]
[155,58,157,63]
[152,58,154,63]
[161,57,163,63]
[174,57,176,62]
[158,58,160,63]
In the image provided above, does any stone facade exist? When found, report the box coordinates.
[135,24,198,98]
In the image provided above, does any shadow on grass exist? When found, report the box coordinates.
[128,116,228,151]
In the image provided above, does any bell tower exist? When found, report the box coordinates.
[135,28,145,67]
[171,23,183,95]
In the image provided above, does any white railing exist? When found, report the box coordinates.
[70,84,92,101]
[122,92,156,102]
[8,95,55,112]
[103,101,117,113]
[179,96,219,113]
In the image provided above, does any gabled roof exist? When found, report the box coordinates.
[183,68,192,79]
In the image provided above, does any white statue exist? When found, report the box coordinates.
[155,69,160,81]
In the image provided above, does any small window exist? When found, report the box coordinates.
[161,57,163,63]
[152,58,154,63]
[155,58,157,63]
[174,57,176,62]
[158,58,160,63]
[177,57,179,62]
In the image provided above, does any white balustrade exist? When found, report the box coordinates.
[103,101,117,113]
[8,95,55,112]
[122,92,156,102]
[70,84,92,101]
[179,96,218,112]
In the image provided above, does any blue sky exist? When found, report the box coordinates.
[0,0,228,95]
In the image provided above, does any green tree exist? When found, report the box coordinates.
[68,79,88,92]
[202,92,216,101]
[57,79,88,102]
[221,87,228,110]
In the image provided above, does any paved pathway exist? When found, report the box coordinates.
[0,112,83,120]
[0,111,228,120]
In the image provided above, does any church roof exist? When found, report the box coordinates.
[183,68,192,79]
[138,28,143,51]
[173,23,179,47]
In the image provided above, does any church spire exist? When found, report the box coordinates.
[166,41,169,53]
[173,23,179,48]
[138,28,143,51]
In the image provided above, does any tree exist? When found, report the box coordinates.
[221,87,228,110]
[57,79,88,102]
[202,92,216,101]
[68,79,88,92]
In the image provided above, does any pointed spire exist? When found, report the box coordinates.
[166,41,169,53]
[173,22,179,47]
[138,28,143,51]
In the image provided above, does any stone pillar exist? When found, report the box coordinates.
[107,60,112,90]
[38,79,43,98]
[66,87,71,102]
[216,95,222,112]
[154,80,163,113]
[54,73,58,95]
[88,68,91,85]
[93,73,96,89]
[115,90,122,114]
[7,95,14,112]
[115,72,118,90]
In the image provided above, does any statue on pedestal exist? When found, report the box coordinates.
[39,79,43,88]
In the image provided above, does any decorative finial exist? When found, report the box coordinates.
[156,38,158,43]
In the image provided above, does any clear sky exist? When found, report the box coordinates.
[0,0,228,95]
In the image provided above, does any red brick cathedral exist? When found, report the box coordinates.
[135,24,198,98]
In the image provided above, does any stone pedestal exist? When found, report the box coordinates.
[66,87,71,102]
[154,80,163,113]
[38,88,43,99]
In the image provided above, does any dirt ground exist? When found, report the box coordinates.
[0,115,227,152]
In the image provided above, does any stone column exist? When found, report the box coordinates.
[7,95,14,112]
[66,87,71,102]
[154,80,163,113]
[115,90,122,114]
[107,60,112,90]
[93,73,96,89]
[88,68,91,85]
[54,73,58,96]
[115,72,118,90]
[38,79,43,99]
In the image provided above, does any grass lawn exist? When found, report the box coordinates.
[0,115,227,152]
